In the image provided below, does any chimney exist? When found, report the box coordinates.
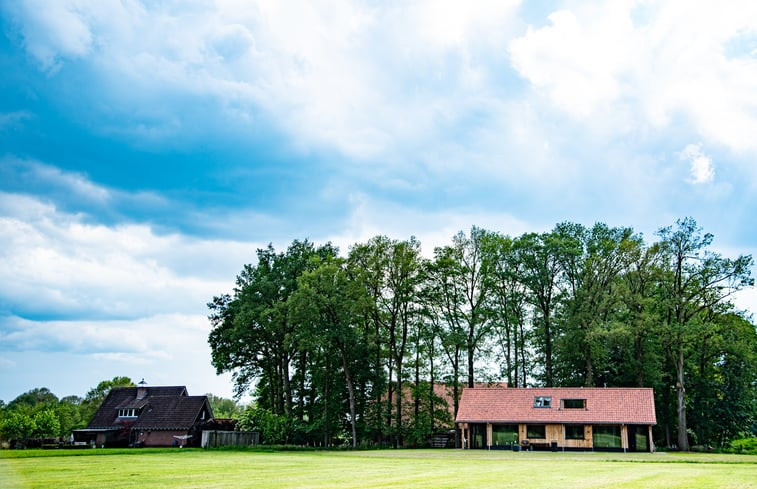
[136,378,148,400]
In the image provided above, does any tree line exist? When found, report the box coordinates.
[210,218,755,450]
[0,377,134,447]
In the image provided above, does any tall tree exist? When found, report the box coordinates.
[481,231,529,387]
[423,246,467,446]
[208,240,337,411]
[514,231,562,386]
[382,238,423,446]
[347,237,390,441]
[656,217,753,450]
[289,257,370,448]
[435,228,493,388]
[554,222,642,386]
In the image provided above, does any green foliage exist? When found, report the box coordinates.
[725,437,757,454]
[31,410,60,438]
[236,406,300,445]
[6,388,58,414]
[209,219,756,450]
[205,394,242,418]
[0,377,138,442]
[0,411,36,441]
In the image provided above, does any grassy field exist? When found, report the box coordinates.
[1,448,756,489]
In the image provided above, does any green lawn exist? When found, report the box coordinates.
[1,448,756,489]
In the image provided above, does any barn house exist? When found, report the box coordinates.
[456,387,656,452]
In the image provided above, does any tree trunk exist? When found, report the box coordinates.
[386,359,393,443]
[585,352,594,387]
[298,350,307,420]
[395,366,403,448]
[676,347,689,451]
[341,347,358,449]
[634,333,645,387]
[452,347,460,448]
[324,354,330,447]
[414,349,420,425]
[519,321,527,387]
[282,353,292,416]
[429,346,436,434]
[544,314,553,387]
[504,311,513,387]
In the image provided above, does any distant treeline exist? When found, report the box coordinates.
[209,218,756,450]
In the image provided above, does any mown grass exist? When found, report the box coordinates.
[1,448,756,489]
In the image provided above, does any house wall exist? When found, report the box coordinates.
[560,425,593,449]
[137,430,191,447]
[518,423,593,449]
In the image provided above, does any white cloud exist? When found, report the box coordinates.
[510,7,633,119]
[0,313,204,357]
[0,314,239,401]
[4,0,521,162]
[5,0,97,71]
[680,143,715,184]
[509,1,757,154]
[322,192,534,257]
[0,189,254,320]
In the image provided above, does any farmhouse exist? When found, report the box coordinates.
[456,387,656,452]
[74,381,214,447]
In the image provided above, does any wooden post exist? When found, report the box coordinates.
[648,425,654,453]
[487,423,492,450]
[621,424,628,453]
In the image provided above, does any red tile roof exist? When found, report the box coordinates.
[455,387,656,425]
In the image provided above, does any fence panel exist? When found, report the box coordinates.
[201,430,260,448]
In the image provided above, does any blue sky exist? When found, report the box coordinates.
[1,0,756,403]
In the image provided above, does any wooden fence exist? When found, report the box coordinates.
[201,430,260,448]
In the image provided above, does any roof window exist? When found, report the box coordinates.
[533,396,552,408]
[562,399,586,409]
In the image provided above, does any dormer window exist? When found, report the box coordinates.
[118,408,138,417]
[562,399,586,409]
[533,396,552,408]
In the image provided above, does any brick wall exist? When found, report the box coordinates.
[137,430,190,447]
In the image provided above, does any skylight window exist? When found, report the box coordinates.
[533,396,552,408]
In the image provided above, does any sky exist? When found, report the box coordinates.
[1,0,756,404]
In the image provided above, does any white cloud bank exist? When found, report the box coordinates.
[0,185,254,321]
[509,1,757,154]
[2,0,521,160]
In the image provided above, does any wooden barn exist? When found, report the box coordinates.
[455,387,656,452]
[74,381,214,447]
